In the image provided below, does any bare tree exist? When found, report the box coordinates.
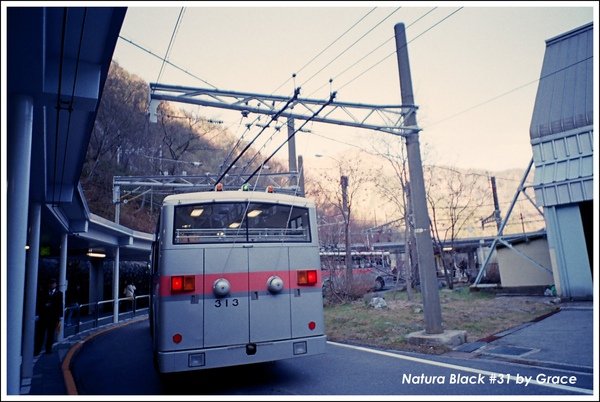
[307,151,377,298]
[424,165,490,289]
[370,136,418,300]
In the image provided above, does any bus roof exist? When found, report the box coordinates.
[163,190,315,208]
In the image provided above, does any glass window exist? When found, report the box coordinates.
[173,202,311,244]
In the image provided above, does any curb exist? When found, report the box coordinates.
[59,315,148,395]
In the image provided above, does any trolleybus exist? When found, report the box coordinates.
[150,186,326,373]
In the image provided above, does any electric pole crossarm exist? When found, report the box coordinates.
[149,84,419,137]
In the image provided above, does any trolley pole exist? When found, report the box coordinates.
[395,22,443,334]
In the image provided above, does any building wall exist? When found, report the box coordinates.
[528,23,594,300]
[544,204,593,299]
[497,238,553,287]
[532,128,593,207]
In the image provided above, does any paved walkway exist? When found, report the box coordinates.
[450,301,594,373]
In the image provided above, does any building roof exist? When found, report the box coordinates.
[529,22,593,139]
[8,7,153,261]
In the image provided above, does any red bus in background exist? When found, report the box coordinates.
[320,250,398,294]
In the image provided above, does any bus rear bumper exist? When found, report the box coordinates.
[157,335,327,373]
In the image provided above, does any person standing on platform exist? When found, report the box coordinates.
[123,280,137,313]
[34,278,63,355]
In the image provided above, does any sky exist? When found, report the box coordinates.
[111,1,597,175]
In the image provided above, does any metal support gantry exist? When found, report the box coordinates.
[148,83,419,137]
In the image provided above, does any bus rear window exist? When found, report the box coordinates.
[173,202,311,244]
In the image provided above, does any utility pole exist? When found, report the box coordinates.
[341,175,353,288]
[481,176,503,231]
[395,22,443,334]
[287,118,297,181]
[404,181,414,301]
[491,176,502,231]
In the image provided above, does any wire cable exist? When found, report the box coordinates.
[155,7,185,86]
[300,7,402,89]
[337,7,463,92]
[425,55,593,129]
[244,91,337,185]
[218,115,262,177]
[271,7,377,94]
[307,7,438,97]
[216,88,301,184]
[118,35,218,89]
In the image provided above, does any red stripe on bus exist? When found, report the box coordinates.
[158,269,321,297]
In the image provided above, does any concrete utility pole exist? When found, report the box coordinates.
[395,22,443,334]
[287,118,298,178]
[340,175,353,287]
[490,176,502,231]
[481,176,502,231]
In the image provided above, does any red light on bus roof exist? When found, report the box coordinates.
[297,270,318,286]
[308,321,316,331]
[173,333,182,344]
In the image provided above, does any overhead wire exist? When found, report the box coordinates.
[118,35,218,89]
[155,7,185,86]
[216,88,301,184]
[217,115,262,177]
[270,7,377,95]
[236,128,279,176]
[122,7,536,191]
[299,7,402,90]
[307,7,438,97]
[243,91,337,185]
[337,7,464,92]
[425,55,593,129]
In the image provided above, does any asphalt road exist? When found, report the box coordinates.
[70,319,593,396]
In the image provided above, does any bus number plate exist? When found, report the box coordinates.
[214,298,239,308]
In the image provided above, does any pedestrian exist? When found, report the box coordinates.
[34,278,63,355]
[123,281,137,313]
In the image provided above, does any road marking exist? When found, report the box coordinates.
[328,341,593,395]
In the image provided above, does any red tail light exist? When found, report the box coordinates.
[171,275,195,293]
[297,270,318,286]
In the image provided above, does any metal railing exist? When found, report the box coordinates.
[63,294,149,337]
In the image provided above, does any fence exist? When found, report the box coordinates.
[62,294,149,337]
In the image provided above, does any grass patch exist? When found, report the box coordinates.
[324,284,558,354]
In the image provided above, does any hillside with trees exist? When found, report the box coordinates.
[81,62,287,233]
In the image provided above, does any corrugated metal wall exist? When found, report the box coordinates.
[528,22,594,299]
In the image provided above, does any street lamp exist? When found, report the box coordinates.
[314,153,339,163]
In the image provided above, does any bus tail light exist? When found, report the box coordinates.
[171,275,195,293]
[297,270,318,286]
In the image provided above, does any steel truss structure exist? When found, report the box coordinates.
[113,84,419,221]
[148,83,419,137]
